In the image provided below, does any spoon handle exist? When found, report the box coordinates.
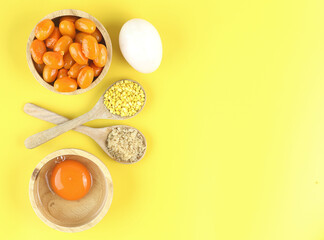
[23,103,95,136]
[24,104,97,149]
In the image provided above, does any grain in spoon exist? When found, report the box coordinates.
[24,79,146,149]
[24,103,146,164]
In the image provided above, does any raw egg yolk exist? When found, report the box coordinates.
[50,160,91,201]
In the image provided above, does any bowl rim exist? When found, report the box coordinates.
[26,9,113,95]
[29,148,113,232]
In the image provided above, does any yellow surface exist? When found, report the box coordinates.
[2,0,324,239]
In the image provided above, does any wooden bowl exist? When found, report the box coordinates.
[26,9,112,95]
[29,149,113,232]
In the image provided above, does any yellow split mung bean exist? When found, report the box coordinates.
[104,80,145,117]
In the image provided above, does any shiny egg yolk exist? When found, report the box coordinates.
[50,160,91,201]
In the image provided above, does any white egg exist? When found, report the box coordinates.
[119,18,162,73]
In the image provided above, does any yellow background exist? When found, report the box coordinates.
[1,0,324,239]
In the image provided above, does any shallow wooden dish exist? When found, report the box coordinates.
[29,149,113,232]
[26,9,112,95]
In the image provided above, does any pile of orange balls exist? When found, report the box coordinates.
[30,16,108,92]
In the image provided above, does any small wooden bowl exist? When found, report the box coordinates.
[29,149,113,232]
[26,9,112,95]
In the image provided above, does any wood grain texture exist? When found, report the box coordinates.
[29,149,113,232]
[24,103,147,163]
[24,79,146,149]
[26,9,112,95]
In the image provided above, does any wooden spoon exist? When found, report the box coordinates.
[24,79,146,149]
[24,103,147,164]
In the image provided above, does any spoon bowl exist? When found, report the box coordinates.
[24,79,146,149]
[24,103,147,164]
